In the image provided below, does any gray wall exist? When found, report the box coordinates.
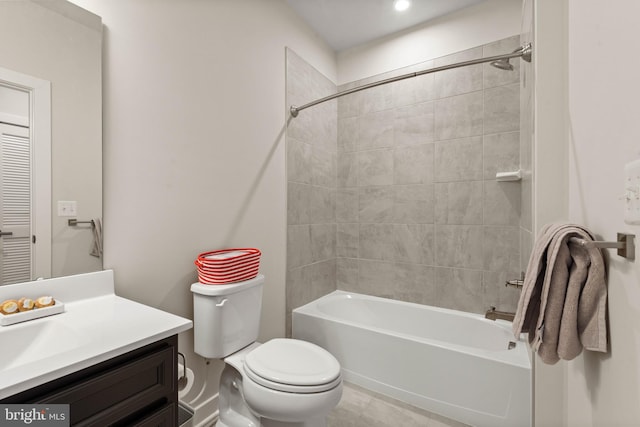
[336,35,522,314]
[287,35,524,325]
[286,49,337,335]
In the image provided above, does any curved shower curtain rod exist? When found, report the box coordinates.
[289,42,532,118]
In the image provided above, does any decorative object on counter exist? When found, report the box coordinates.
[513,223,607,364]
[35,295,55,308]
[0,296,64,326]
[0,299,18,315]
[18,297,35,311]
[194,248,261,285]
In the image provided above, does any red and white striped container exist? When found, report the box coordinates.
[195,248,261,285]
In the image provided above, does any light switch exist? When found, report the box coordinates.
[57,201,77,217]
[624,160,640,225]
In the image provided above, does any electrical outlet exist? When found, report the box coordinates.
[57,201,77,217]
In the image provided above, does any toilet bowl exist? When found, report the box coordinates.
[219,340,342,427]
[191,275,343,427]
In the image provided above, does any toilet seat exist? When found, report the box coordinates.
[244,338,341,394]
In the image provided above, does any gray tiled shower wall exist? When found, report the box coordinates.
[286,35,525,335]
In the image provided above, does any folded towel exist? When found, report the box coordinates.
[512,223,607,364]
[90,218,103,259]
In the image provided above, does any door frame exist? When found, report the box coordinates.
[0,66,51,280]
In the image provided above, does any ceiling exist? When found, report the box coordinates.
[286,0,487,52]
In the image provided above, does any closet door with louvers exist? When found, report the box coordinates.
[0,123,31,285]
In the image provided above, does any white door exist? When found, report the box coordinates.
[0,68,51,284]
[0,123,31,285]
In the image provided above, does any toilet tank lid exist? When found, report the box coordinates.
[191,274,264,296]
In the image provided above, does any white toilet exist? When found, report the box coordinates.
[191,275,343,427]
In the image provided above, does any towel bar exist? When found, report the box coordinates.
[68,219,95,227]
[569,232,634,260]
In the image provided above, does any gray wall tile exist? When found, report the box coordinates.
[520,228,533,273]
[483,181,521,226]
[360,80,394,115]
[287,182,311,225]
[483,35,521,89]
[394,143,434,185]
[394,263,436,304]
[434,267,485,313]
[435,225,484,269]
[484,84,520,134]
[337,223,359,258]
[338,116,358,153]
[393,224,435,264]
[483,270,521,312]
[310,259,337,301]
[309,185,335,223]
[483,226,520,271]
[312,146,336,187]
[357,110,395,150]
[359,223,395,261]
[434,136,483,182]
[357,259,396,299]
[394,185,434,224]
[434,181,483,225]
[392,64,435,107]
[287,225,312,269]
[338,89,362,119]
[338,152,358,187]
[359,186,394,223]
[435,91,483,140]
[310,223,336,262]
[358,149,394,186]
[286,48,338,330]
[483,131,520,180]
[288,36,524,317]
[336,188,359,223]
[337,257,359,289]
[287,137,312,184]
[394,102,434,146]
[434,47,483,98]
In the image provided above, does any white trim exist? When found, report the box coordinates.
[0,66,52,280]
[0,112,28,128]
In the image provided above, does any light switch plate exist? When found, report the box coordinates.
[624,160,640,225]
[57,201,77,217]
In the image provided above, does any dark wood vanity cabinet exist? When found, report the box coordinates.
[1,335,179,426]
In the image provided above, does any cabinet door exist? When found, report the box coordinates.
[36,347,174,426]
[131,402,175,427]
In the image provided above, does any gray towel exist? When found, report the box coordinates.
[90,218,103,259]
[512,223,607,364]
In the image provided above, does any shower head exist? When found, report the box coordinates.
[490,59,514,71]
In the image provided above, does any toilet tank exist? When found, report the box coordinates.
[191,274,264,358]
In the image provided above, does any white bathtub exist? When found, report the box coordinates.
[292,291,531,427]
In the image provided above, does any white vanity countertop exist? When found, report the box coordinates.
[0,270,192,399]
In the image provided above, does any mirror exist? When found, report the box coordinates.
[0,0,102,283]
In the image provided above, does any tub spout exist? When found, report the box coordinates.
[485,306,515,322]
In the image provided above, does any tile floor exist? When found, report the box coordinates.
[328,383,470,427]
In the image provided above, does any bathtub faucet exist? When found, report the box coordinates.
[484,306,515,322]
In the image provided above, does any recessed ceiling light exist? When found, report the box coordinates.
[394,0,411,12]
